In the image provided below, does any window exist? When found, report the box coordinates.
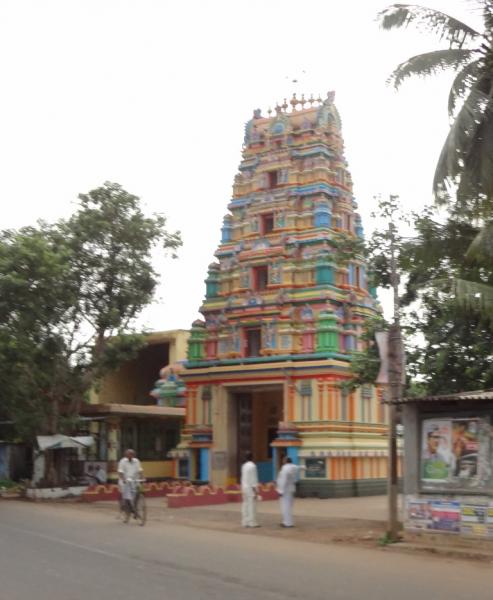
[245,328,261,357]
[261,213,274,235]
[252,265,268,291]
[137,420,180,460]
[267,171,278,188]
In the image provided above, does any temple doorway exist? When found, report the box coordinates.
[232,385,283,483]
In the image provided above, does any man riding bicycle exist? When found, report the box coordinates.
[118,448,143,515]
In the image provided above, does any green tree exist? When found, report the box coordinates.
[378,2,493,215]
[0,182,182,440]
[398,211,493,393]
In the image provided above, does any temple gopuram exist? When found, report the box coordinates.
[170,92,393,497]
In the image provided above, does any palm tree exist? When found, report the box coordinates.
[378,3,493,217]
[453,221,493,314]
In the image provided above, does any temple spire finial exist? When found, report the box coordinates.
[290,93,298,111]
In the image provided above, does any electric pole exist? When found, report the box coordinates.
[387,197,402,541]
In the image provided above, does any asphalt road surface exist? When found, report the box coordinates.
[0,500,491,600]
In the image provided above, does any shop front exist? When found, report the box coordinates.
[81,404,184,482]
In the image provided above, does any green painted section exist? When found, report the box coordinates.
[186,351,350,369]
[316,310,339,352]
[187,325,207,361]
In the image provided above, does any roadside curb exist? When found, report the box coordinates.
[386,541,493,563]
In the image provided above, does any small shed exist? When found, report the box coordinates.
[397,389,493,538]
[33,434,94,488]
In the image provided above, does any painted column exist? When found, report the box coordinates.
[199,448,209,481]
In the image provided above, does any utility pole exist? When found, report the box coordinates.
[387,198,402,542]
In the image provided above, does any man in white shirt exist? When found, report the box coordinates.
[276,456,302,528]
[240,452,260,528]
[117,448,143,507]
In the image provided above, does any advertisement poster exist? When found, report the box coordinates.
[406,498,432,530]
[486,504,493,538]
[460,502,488,537]
[421,419,453,482]
[421,417,490,489]
[429,500,461,533]
[452,419,480,481]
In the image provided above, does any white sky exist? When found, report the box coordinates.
[0,0,480,330]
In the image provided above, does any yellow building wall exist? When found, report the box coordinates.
[141,460,174,479]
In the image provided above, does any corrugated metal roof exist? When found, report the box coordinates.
[389,389,493,405]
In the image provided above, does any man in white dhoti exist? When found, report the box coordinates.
[241,452,260,527]
[118,448,143,508]
[276,456,301,527]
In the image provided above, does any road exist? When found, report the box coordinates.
[0,500,491,600]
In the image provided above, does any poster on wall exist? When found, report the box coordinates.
[406,498,433,530]
[452,419,480,480]
[421,417,490,489]
[487,504,493,538]
[421,419,453,482]
[461,501,488,537]
[429,500,461,533]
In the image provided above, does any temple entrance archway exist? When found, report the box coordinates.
[229,384,283,483]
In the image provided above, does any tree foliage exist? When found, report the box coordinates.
[0,182,182,439]
[397,211,493,394]
[378,2,493,216]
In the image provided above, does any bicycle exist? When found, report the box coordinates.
[120,478,147,526]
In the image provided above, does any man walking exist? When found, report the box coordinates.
[276,456,301,528]
[241,452,260,528]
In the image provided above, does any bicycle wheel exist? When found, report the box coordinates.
[135,494,147,526]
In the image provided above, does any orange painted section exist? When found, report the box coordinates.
[191,388,197,424]
[288,384,295,421]
[348,393,355,422]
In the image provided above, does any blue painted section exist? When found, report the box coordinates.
[221,226,232,243]
[272,448,278,482]
[257,461,272,483]
[200,448,209,481]
[286,447,299,465]
[348,263,355,286]
[228,183,341,208]
[345,335,356,351]
[360,267,366,289]
[316,264,333,285]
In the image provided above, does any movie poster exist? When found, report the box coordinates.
[452,419,480,481]
[429,500,461,533]
[421,417,490,489]
[421,419,453,482]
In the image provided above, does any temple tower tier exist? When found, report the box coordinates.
[173,92,393,497]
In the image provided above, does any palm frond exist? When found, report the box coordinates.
[453,277,493,315]
[388,48,474,89]
[433,77,493,211]
[448,58,483,116]
[377,4,480,48]
[465,222,493,263]
[483,0,493,37]
[456,74,493,210]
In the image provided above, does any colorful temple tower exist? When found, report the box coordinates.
[173,92,391,497]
